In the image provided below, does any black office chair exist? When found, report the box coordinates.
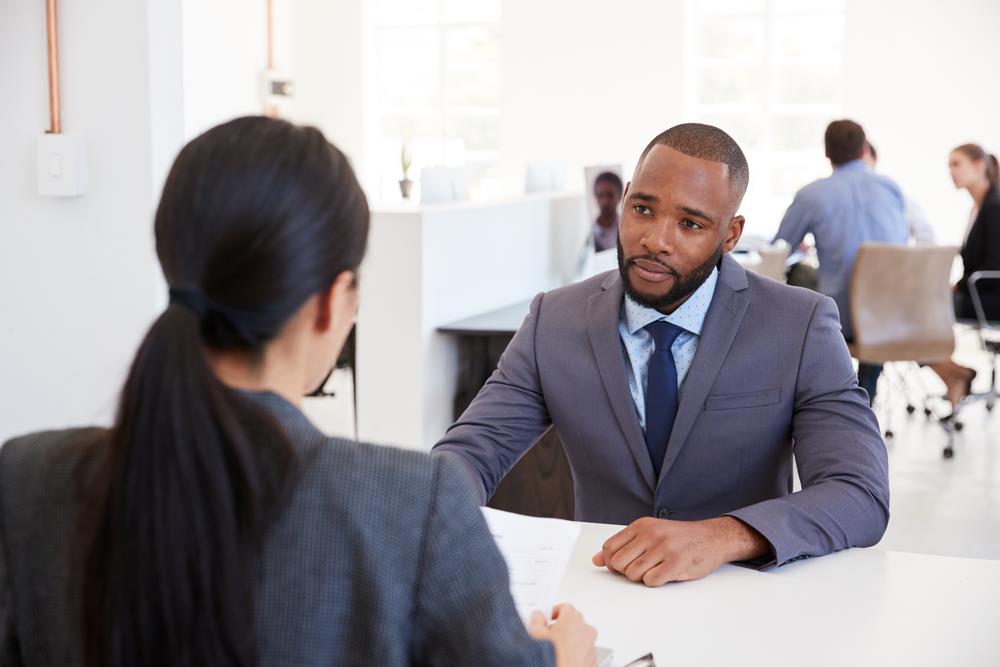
[959,271,1000,413]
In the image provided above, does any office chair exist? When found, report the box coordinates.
[743,241,791,283]
[958,270,1000,412]
[848,243,959,455]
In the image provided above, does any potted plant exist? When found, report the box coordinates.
[399,143,413,199]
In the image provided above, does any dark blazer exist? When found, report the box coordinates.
[0,392,553,666]
[957,185,1000,320]
[433,254,890,568]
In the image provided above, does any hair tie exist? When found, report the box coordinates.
[168,287,262,346]
[168,287,211,319]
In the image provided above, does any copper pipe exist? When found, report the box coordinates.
[45,0,61,134]
[264,0,278,117]
[266,0,274,70]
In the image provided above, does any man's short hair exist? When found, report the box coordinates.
[638,123,749,202]
[825,120,866,166]
[594,171,623,194]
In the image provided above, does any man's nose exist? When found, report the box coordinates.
[641,221,676,256]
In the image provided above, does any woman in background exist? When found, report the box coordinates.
[951,143,1000,320]
[928,143,1000,407]
[0,117,595,667]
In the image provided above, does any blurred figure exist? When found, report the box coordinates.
[863,141,936,245]
[951,143,1000,320]
[0,117,596,667]
[773,120,908,404]
[593,171,623,252]
[925,143,1000,408]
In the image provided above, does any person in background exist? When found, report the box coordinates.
[924,143,1000,408]
[593,171,624,252]
[773,119,908,404]
[0,117,596,667]
[863,141,936,245]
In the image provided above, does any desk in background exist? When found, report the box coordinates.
[560,522,1000,666]
[439,301,575,519]
[355,192,587,450]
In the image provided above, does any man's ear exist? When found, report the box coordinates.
[722,215,746,253]
[315,270,356,333]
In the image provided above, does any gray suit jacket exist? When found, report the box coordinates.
[0,392,553,666]
[433,254,890,567]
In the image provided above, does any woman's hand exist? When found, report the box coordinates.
[527,603,598,667]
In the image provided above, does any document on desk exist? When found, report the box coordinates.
[481,507,581,623]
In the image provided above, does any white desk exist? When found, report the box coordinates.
[558,523,1000,666]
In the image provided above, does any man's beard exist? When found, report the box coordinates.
[617,236,723,311]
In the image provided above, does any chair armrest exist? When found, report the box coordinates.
[968,271,1000,329]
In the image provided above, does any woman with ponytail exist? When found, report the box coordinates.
[0,117,595,667]
[925,143,1000,408]
[951,143,1000,320]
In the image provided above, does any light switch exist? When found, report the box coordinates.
[37,133,87,197]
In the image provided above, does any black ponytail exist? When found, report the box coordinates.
[78,117,369,667]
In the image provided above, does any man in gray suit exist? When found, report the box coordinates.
[433,123,889,587]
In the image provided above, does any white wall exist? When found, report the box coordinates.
[290,0,366,169]
[499,0,686,195]
[0,0,350,443]
[0,0,178,442]
[180,0,271,139]
[844,0,1000,247]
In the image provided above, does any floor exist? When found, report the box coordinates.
[305,331,1000,562]
[873,329,1000,560]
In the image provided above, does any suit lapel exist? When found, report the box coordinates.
[657,255,750,486]
[586,273,657,493]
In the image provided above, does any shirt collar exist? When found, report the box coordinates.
[833,158,867,173]
[623,267,719,336]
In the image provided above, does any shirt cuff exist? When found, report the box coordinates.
[725,501,805,569]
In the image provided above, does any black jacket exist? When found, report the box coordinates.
[957,185,1000,320]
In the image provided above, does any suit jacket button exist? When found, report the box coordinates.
[657,508,670,519]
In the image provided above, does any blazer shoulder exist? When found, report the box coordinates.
[296,434,443,518]
[1,427,106,480]
[543,270,616,303]
[979,193,1000,220]
[744,270,828,315]
[0,427,106,511]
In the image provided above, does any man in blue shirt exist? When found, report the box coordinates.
[773,120,908,402]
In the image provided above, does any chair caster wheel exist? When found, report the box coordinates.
[987,401,995,412]
[906,404,916,414]
[955,421,964,432]
[884,430,894,439]
[924,408,933,418]
[943,447,954,459]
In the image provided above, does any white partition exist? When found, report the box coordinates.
[356,192,586,450]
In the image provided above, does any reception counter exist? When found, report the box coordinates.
[355,191,587,450]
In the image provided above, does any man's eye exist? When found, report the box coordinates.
[682,219,702,229]
[633,205,652,215]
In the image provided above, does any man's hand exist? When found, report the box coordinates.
[591,516,771,587]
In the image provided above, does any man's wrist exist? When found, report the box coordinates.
[707,516,771,563]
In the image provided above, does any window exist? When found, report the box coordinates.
[684,0,847,233]
[364,0,501,200]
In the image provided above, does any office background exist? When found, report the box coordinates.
[1,0,998,560]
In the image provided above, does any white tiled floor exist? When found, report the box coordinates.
[873,335,1000,560]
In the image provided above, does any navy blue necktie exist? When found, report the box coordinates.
[644,320,685,477]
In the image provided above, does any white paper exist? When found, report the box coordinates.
[481,507,582,622]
